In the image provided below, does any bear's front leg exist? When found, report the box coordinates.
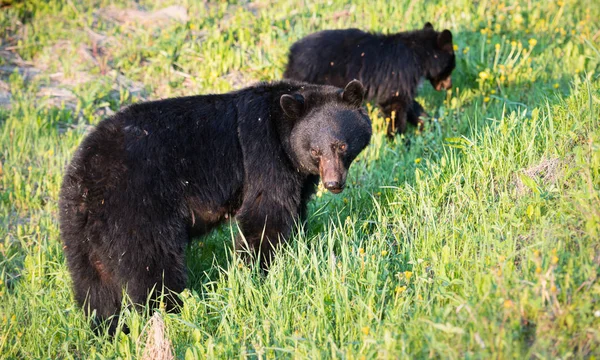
[407,100,429,131]
[379,98,409,139]
[235,195,298,271]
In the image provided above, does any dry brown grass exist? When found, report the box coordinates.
[140,312,174,360]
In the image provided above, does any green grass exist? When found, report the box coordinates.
[1,0,600,358]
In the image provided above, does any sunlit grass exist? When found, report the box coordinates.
[0,0,599,358]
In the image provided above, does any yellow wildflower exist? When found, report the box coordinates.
[396,286,407,294]
[514,14,524,25]
[528,38,538,47]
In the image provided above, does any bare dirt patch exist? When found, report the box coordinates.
[97,5,188,28]
[513,158,563,196]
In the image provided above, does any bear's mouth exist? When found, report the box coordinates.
[325,184,345,194]
[434,76,452,91]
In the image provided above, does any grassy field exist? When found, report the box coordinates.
[1,0,600,358]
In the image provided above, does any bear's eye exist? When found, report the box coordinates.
[339,144,347,152]
[310,149,319,157]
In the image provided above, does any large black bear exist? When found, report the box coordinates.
[284,23,455,138]
[59,80,372,334]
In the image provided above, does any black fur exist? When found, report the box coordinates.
[284,23,455,138]
[58,80,371,334]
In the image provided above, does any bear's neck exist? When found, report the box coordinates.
[270,102,311,177]
[387,32,432,77]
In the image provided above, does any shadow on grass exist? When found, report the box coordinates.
[186,224,237,292]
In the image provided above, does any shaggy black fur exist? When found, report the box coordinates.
[284,22,455,138]
[59,80,372,334]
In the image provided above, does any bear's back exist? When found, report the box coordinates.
[61,94,246,222]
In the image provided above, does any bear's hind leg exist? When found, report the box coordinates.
[117,228,189,315]
[66,247,124,335]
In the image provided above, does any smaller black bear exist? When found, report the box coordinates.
[284,22,455,138]
[59,79,371,334]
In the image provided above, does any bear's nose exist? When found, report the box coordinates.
[445,78,452,89]
[324,181,345,194]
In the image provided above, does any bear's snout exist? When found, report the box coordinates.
[320,158,347,194]
[435,76,452,91]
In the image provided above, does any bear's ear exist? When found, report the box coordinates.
[341,79,365,107]
[424,22,434,30]
[437,29,453,52]
[280,93,305,118]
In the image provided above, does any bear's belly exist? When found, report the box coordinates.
[187,192,242,238]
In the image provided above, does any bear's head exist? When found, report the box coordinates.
[422,22,456,91]
[281,80,372,194]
